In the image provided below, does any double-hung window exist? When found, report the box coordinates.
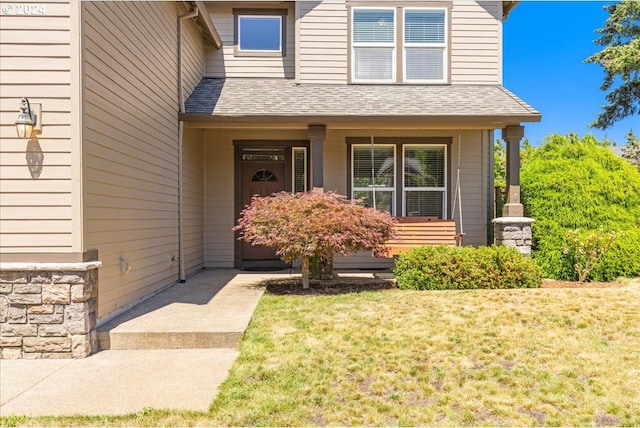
[351,8,396,82]
[404,9,447,82]
[352,145,396,214]
[351,6,447,83]
[351,142,447,218]
[403,145,446,217]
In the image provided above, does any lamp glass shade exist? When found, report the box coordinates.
[15,112,35,139]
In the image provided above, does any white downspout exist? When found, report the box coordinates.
[177,6,198,283]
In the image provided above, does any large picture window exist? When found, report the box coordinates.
[351,6,448,83]
[351,142,447,217]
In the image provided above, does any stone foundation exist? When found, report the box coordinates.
[0,262,101,359]
[493,217,535,257]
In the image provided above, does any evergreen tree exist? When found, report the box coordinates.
[622,129,640,170]
[586,0,640,129]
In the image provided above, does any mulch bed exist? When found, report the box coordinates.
[262,276,624,295]
[264,277,397,295]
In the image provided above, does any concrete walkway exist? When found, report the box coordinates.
[0,269,294,417]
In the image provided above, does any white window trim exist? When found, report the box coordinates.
[237,14,283,53]
[402,8,448,84]
[402,144,447,218]
[351,7,397,84]
[292,147,307,193]
[351,144,397,215]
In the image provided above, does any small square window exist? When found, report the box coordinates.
[239,16,282,52]
[234,9,287,57]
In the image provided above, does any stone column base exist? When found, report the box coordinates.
[0,261,101,359]
[492,217,535,257]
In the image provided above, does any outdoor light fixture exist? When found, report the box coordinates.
[15,97,41,139]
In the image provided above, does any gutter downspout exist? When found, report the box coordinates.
[177,6,199,283]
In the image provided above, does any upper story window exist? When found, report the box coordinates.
[234,9,287,57]
[351,6,448,84]
[352,8,396,82]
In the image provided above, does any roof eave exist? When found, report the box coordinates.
[502,1,519,20]
[179,112,542,126]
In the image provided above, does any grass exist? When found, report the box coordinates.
[3,280,640,427]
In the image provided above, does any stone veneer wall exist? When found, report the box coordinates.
[0,262,101,359]
[493,217,535,257]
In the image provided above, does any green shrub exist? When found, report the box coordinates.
[393,245,543,290]
[521,133,640,281]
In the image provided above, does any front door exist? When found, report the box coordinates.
[240,161,286,260]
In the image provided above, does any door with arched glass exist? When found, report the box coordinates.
[240,161,286,261]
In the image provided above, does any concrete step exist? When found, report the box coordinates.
[96,269,272,351]
[97,330,243,350]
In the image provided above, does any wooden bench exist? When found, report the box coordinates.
[382,217,464,257]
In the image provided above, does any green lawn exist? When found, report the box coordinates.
[4,281,640,427]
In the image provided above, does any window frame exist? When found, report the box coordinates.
[233,8,288,58]
[349,4,449,84]
[402,8,448,84]
[402,144,447,217]
[292,147,308,193]
[347,137,451,218]
[350,7,397,84]
[351,143,397,215]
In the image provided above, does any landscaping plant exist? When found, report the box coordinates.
[521,133,640,281]
[393,245,543,290]
[234,191,395,287]
[562,228,618,282]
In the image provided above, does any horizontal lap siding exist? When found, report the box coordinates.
[0,1,75,252]
[298,1,348,83]
[451,1,501,84]
[181,12,206,277]
[182,128,205,277]
[82,2,205,318]
[205,2,294,78]
[203,131,234,268]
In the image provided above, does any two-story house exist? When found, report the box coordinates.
[0,0,539,358]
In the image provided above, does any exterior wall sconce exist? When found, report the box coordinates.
[15,97,41,139]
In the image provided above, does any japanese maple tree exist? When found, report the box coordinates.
[234,191,396,287]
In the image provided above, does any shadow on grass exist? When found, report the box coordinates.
[262,276,397,296]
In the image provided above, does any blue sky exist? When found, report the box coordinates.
[503,1,638,146]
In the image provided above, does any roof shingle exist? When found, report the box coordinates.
[184,78,540,122]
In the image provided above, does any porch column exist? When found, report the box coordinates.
[494,124,534,257]
[308,125,326,191]
[502,125,524,217]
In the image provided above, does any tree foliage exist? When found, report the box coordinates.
[234,191,396,286]
[521,133,640,281]
[622,129,640,169]
[585,0,640,129]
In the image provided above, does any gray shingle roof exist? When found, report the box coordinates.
[184,78,540,122]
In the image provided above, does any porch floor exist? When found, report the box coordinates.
[97,268,290,350]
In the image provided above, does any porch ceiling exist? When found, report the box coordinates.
[181,78,541,127]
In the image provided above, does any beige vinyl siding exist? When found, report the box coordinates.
[298,1,348,84]
[203,131,234,267]
[204,2,294,78]
[450,1,501,84]
[82,1,206,318]
[182,128,205,276]
[0,1,79,253]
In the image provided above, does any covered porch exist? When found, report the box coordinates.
[179,78,540,269]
